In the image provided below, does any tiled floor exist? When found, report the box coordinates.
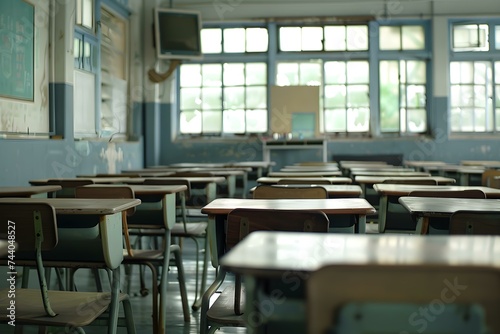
[0,237,247,333]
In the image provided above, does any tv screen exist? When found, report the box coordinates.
[154,8,203,60]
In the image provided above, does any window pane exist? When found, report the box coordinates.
[202,87,222,109]
[202,64,222,86]
[246,63,266,85]
[496,26,500,49]
[223,87,244,109]
[453,24,489,51]
[223,63,245,86]
[496,109,500,131]
[223,109,245,133]
[280,27,301,51]
[407,61,426,83]
[324,85,346,108]
[180,111,201,134]
[299,63,322,85]
[246,109,267,132]
[81,0,93,29]
[324,62,346,84]
[202,111,222,133]
[180,65,201,87]
[302,27,323,51]
[347,108,369,132]
[407,85,426,108]
[402,26,425,50]
[324,109,346,132]
[201,29,222,53]
[347,85,369,107]
[347,25,368,50]
[324,26,345,51]
[246,86,267,109]
[276,63,299,86]
[407,109,426,132]
[224,28,246,53]
[380,26,401,50]
[246,28,268,52]
[380,61,401,132]
[180,88,201,110]
[346,61,369,84]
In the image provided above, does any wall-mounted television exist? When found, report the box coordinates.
[153,7,203,61]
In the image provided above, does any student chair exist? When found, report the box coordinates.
[378,179,439,233]
[0,202,136,334]
[307,264,500,334]
[75,185,190,334]
[200,208,330,334]
[143,178,210,311]
[277,179,332,185]
[252,184,328,199]
[449,210,500,235]
[408,189,486,234]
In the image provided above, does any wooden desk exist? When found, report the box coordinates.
[422,165,485,185]
[0,197,140,332]
[399,196,500,234]
[249,184,362,198]
[0,197,140,267]
[82,183,188,333]
[201,198,376,268]
[374,184,500,233]
[257,176,352,185]
[220,232,500,333]
[350,170,430,177]
[268,171,342,177]
[0,185,62,197]
[280,166,340,172]
[30,177,140,185]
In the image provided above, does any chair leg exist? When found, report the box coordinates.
[107,267,121,334]
[200,269,226,334]
[172,245,190,322]
[193,234,210,311]
[122,297,137,334]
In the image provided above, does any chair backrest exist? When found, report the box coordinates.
[307,264,500,334]
[170,172,214,177]
[382,178,438,185]
[75,186,136,256]
[75,185,136,215]
[226,208,330,250]
[408,189,486,199]
[449,211,500,235]
[0,202,58,252]
[481,169,500,187]
[144,178,191,198]
[46,179,94,197]
[277,179,331,185]
[0,202,58,316]
[253,185,328,199]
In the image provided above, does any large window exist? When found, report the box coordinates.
[73,1,129,139]
[178,26,268,135]
[177,20,430,138]
[450,21,500,133]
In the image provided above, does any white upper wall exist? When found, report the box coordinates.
[163,0,500,21]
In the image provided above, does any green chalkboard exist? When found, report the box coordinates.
[0,0,34,101]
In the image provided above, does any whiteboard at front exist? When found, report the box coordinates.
[270,85,320,137]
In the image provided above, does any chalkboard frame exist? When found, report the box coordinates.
[0,0,35,102]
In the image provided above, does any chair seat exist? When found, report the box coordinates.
[206,285,246,326]
[0,288,128,327]
[172,222,208,237]
[123,248,164,260]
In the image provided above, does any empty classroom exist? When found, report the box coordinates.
[0,0,500,333]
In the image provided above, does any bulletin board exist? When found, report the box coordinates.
[0,0,50,135]
[270,85,320,138]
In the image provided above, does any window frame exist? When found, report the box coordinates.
[449,18,500,135]
[175,19,433,140]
